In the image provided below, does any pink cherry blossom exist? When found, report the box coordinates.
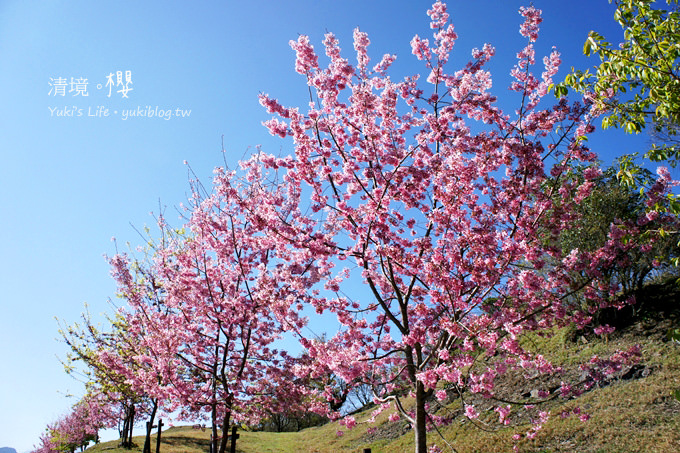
[464,405,479,419]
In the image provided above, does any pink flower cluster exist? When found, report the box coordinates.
[579,345,642,388]
[518,6,542,42]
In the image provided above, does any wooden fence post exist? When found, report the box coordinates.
[229,426,239,453]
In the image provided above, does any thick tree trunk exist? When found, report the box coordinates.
[218,407,232,453]
[121,405,135,450]
[403,342,428,453]
[211,403,219,453]
[143,399,158,453]
[414,380,428,453]
[119,404,136,448]
[126,405,135,448]
[120,408,130,447]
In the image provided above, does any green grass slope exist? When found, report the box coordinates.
[86,289,680,453]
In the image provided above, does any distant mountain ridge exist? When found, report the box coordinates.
[0,447,18,453]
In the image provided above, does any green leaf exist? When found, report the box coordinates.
[669,199,680,214]
[553,84,568,98]
[668,327,680,342]
[584,37,596,56]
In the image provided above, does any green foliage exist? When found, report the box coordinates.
[669,327,680,342]
[547,162,679,322]
[58,308,135,399]
[256,410,329,433]
[670,327,680,401]
[557,0,680,165]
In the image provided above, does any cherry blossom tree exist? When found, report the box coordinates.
[213,2,675,451]
[106,187,313,453]
[59,307,160,450]
[31,393,114,453]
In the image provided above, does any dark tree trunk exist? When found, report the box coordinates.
[143,398,158,453]
[211,402,219,453]
[119,404,136,448]
[126,405,136,448]
[218,407,232,453]
[120,410,129,447]
[414,381,427,453]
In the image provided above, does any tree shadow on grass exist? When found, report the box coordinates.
[162,435,210,450]
[161,435,245,453]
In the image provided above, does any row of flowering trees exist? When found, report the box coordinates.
[35,2,678,453]
[56,307,161,452]
[32,393,116,453]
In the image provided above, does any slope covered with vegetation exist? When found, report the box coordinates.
[85,280,680,453]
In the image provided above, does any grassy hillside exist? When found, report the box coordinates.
[86,292,680,453]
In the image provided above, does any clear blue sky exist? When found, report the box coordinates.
[0,1,655,451]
